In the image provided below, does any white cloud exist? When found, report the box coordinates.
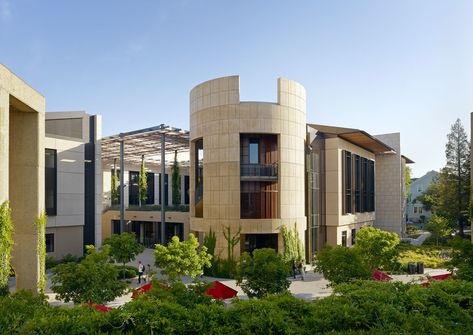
[0,0,11,21]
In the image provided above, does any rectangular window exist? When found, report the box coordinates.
[184,175,190,204]
[341,231,347,247]
[112,220,121,234]
[45,149,57,216]
[249,138,259,164]
[129,171,139,205]
[351,228,356,245]
[354,155,361,212]
[368,160,375,211]
[241,181,278,219]
[46,233,54,253]
[159,174,169,206]
[146,173,155,205]
[342,151,352,214]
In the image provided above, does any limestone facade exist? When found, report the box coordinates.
[189,76,306,259]
[0,64,45,291]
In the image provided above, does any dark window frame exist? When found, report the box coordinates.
[45,148,57,216]
[341,231,347,247]
[46,233,54,253]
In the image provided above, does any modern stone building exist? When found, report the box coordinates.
[189,75,412,260]
[0,64,44,291]
[44,111,102,258]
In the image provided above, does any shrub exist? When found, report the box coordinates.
[114,265,138,279]
[396,244,450,269]
[425,215,453,246]
[205,258,237,279]
[313,246,371,285]
[354,226,400,270]
[237,248,290,298]
[155,234,212,281]
[45,256,57,269]
[449,237,473,281]
[51,245,127,304]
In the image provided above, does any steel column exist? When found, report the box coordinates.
[160,132,166,245]
[120,136,125,233]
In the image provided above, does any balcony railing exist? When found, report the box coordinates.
[240,163,278,181]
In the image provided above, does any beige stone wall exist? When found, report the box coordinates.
[374,133,403,235]
[45,226,84,259]
[189,76,306,258]
[324,137,376,246]
[0,64,45,291]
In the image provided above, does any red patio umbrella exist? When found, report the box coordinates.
[206,281,238,299]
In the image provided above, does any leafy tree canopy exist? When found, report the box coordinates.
[103,232,145,277]
[314,245,371,285]
[354,227,400,270]
[237,248,291,298]
[51,245,127,304]
[154,234,211,281]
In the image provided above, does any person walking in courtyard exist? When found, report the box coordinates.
[298,261,306,281]
[138,261,145,284]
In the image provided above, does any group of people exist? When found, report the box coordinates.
[137,261,151,284]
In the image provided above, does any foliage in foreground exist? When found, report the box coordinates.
[1,280,473,334]
[314,245,371,285]
[237,248,291,298]
[396,243,449,269]
[51,245,127,304]
[0,201,13,296]
[449,237,473,281]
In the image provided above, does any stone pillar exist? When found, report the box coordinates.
[0,88,9,204]
[9,109,44,291]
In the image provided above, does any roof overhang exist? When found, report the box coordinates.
[101,124,190,168]
[307,124,396,154]
[402,155,415,164]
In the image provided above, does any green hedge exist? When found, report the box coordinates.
[1,280,473,334]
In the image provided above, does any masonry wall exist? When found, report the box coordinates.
[374,133,403,236]
[189,76,307,258]
[0,64,45,291]
[324,137,375,246]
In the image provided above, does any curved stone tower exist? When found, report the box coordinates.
[189,76,306,258]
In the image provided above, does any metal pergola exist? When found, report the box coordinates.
[101,124,190,245]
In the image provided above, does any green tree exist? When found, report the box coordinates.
[139,155,147,206]
[405,165,412,198]
[237,248,290,298]
[313,246,371,285]
[111,159,119,205]
[425,215,452,246]
[171,150,181,205]
[51,245,127,304]
[448,237,473,281]
[281,224,304,264]
[154,234,212,281]
[354,227,400,270]
[427,119,470,236]
[103,232,145,278]
[0,201,13,295]
[35,212,47,293]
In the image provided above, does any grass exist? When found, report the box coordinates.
[396,243,451,269]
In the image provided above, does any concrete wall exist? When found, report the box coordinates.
[0,64,45,291]
[44,136,84,258]
[374,133,403,236]
[189,76,306,258]
[324,137,375,246]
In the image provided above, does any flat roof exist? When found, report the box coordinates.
[402,155,415,164]
[307,124,396,154]
[101,124,190,168]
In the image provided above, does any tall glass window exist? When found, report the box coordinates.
[249,138,259,164]
[146,173,155,205]
[129,171,139,205]
[45,149,57,216]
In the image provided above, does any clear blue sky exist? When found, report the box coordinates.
[1,0,472,177]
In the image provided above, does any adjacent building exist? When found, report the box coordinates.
[188,76,412,261]
[406,170,438,223]
[44,112,102,259]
